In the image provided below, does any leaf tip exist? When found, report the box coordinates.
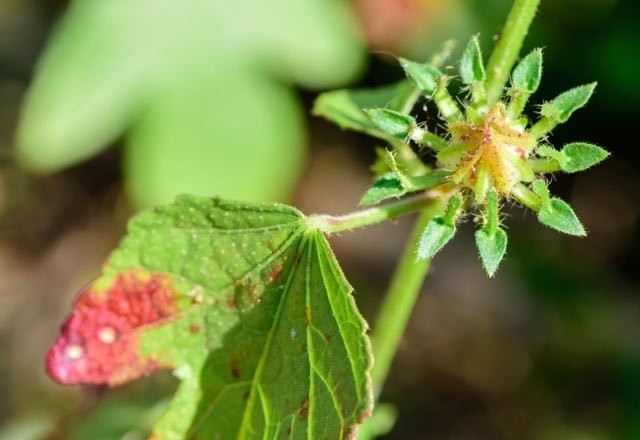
[417,217,456,260]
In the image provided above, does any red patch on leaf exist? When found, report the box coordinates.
[46,271,176,387]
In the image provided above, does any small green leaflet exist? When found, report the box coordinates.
[541,83,597,123]
[360,170,450,206]
[562,142,609,173]
[364,108,416,139]
[459,35,485,85]
[312,80,419,139]
[511,49,542,93]
[360,173,406,206]
[531,180,586,236]
[399,58,442,95]
[48,195,373,439]
[537,198,586,236]
[417,194,462,259]
[475,190,507,277]
[417,217,456,260]
[475,228,508,277]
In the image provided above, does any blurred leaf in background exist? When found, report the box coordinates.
[15,0,365,208]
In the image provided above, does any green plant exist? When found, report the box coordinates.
[46,0,609,438]
[16,0,364,208]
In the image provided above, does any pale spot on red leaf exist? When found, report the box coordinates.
[46,271,176,386]
[97,326,117,344]
[65,344,84,360]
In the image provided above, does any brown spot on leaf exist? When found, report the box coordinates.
[227,296,237,310]
[189,324,201,334]
[267,263,284,284]
[230,359,242,379]
[298,399,310,420]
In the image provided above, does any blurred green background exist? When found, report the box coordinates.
[0,0,639,439]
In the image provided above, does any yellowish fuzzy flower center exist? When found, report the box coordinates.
[438,104,536,201]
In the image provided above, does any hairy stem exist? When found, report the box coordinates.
[313,190,445,234]
[485,0,541,104]
[370,201,445,395]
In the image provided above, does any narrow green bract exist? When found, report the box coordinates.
[460,36,486,85]
[511,49,542,93]
[94,196,372,439]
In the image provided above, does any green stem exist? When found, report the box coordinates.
[485,190,499,234]
[529,116,557,139]
[434,79,463,121]
[528,157,561,173]
[387,138,430,176]
[369,201,445,396]
[507,90,531,120]
[314,191,443,234]
[485,0,541,104]
[511,182,542,211]
[410,129,449,151]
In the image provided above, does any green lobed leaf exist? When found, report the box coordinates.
[475,227,508,277]
[17,0,365,208]
[537,197,586,236]
[312,80,418,139]
[511,48,543,93]
[459,35,486,85]
[541,83,597,123]
[561,142,610,173]
[417,217,457,260]
[364,108,416,139]
[46,195,373,439]
[360,173,408,206]
[399,58,442,95]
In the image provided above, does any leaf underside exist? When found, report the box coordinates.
[47,195,372,439]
